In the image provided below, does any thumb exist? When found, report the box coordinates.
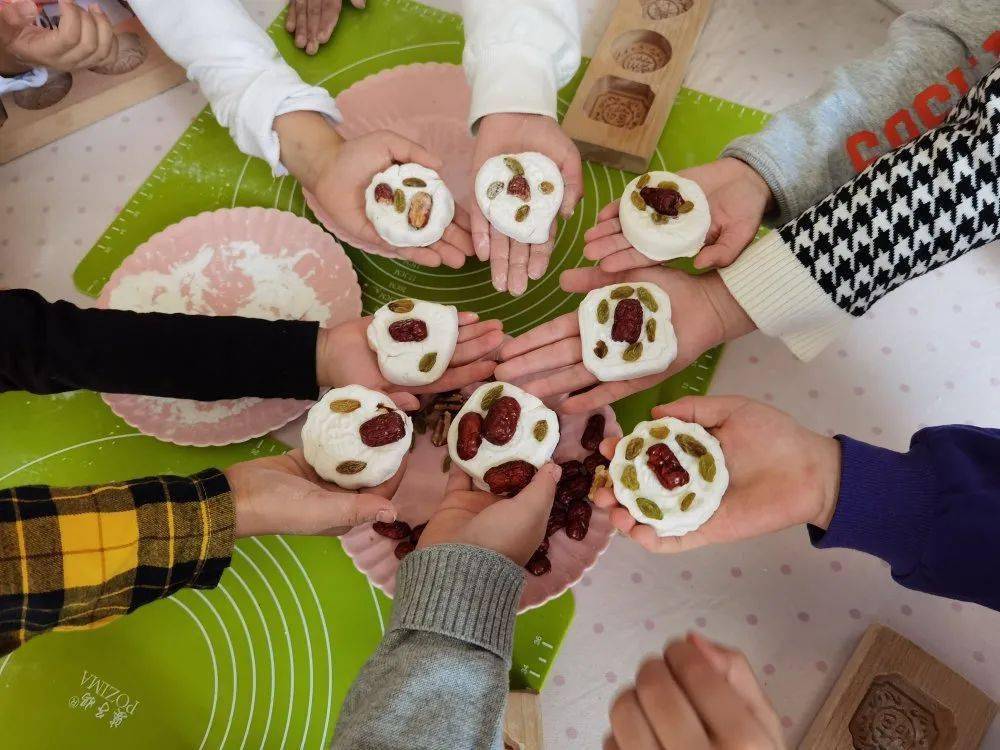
[327,491,397,530]
[651,395,750,429]
[559,149,584,218]
[381,131,442,171]
[513,461,561,511]
[0,1,36,39]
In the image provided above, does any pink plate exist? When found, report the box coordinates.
[340,404,622,613]
[97,207,361,446]
[304,62,474,259]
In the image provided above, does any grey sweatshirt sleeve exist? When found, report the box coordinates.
[331,544,524,750]
[723,0,999,224]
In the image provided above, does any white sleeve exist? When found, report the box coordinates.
[129,0,340,176]
[0,67,47,96]
[460,0,581,129]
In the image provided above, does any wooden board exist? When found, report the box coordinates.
[504,691,544,750]
[561,0,713,173]
[800,624,996,749]
[0,16,186,164]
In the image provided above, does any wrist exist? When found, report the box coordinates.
[721,156,776,214]
[315,325,338,388]
[225,462,259,539]
[275,110,343,190]
[700,271,757,344]
[808,435,841,529]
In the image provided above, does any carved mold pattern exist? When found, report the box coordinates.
[849,675,953,750]
[589,92,650,129]
[642,0,694,20]
[616,41,670,73]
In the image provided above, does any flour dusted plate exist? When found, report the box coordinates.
[305,63,474,258]
[97,207,361,446]
[340,395,619,613]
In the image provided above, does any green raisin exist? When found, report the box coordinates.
[402,177,427,187]
[329,398,361,413]
[625,437,644,460]
[676,434,707,457]
[539,181,555,194]
[418,352,437,373]
[486,181,504,199]
[699,453,716,482]
[636,287,659,312]
[388,298,414,313]
[630,190,646,211]
[622,342,643,362]
[678,200,694,214]
[596,299,609,324]
[636,173,651,189]
[651,212,671,225]
[646,318,656,343]
[610,285,634,299]
[649,426,670,440]
[620,464,639,491]
[680,492,696,511]
[636,497,663,520]
[515,205,530,222]
[393,188,405,213]
[503,156,525,175]
[594,340,608,358]
[480,384,504,410]
[336,460,366,475]
[533,420,549,442]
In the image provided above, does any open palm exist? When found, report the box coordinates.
[592,396,841,554]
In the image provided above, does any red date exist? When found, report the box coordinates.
[360,410,407,447]
[566,520,589,541]
[483,396,521,445]
[546,507,567,537]
[581,413,606,452]
[536,537,550,555]
[373,520,412,539]
[611,298,643,344]
[456,412,484,460]
[374,182,394,204]
[506,174,531,201]
[639,186,683,216]
[409,522,426,544]
[556,473,591,507]
[394,540,415,560]
[525,551,551,576]
[484,460,536,497]
[646,443,690,490]
[583,451,609,475]
[388,318,428,342]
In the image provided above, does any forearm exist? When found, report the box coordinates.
[0,289,319,400]
[332,545,522,750]
[720,62,1000,361]
[724,0,999,223]
[0,470,234,655]
[809,427,1000,612]
[128,0,340,175]
[461,0,581,128]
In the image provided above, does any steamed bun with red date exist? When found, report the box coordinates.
[366,298,459,386]
[619,170,710,262]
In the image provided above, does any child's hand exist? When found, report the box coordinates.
[317,312,504,395]
[418,462,561,565]
[592,396,841,554]
[607,632,784,749]
[276,113,474,268]
[584,157,774,272]
[229,446,406,538]
[285,0,364,56]
[0,0,118,73]
[495,266,755,413]
[471,113,583,296]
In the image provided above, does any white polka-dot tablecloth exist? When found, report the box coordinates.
[1,1,997,747]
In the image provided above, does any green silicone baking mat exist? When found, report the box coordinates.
[5,1,772,748]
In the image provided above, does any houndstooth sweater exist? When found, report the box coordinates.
[720,61,1000,360]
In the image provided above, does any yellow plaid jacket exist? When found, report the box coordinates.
[0,469,234,655]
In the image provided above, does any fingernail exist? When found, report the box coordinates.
[376,509,396,524]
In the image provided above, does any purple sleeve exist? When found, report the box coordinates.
[808,426,1000,611]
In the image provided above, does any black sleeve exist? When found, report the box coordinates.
[0,289,320,400]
